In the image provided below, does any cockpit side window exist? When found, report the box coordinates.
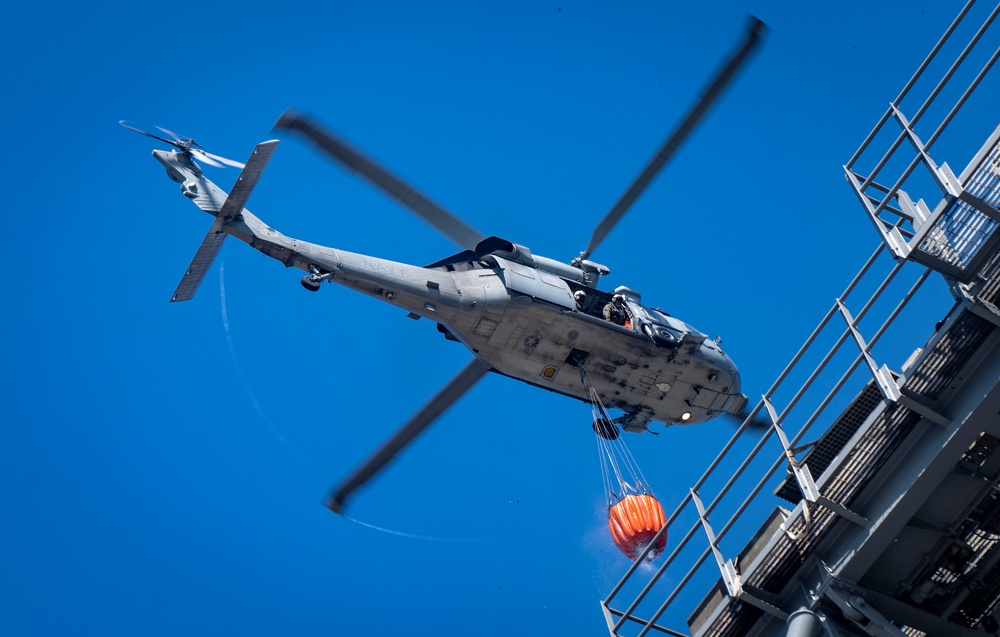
[569,286,614,319]
[569,287,647,335]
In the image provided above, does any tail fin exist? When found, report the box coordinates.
[167,140,279,302]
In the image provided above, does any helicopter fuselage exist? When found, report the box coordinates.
[155,148,746,430]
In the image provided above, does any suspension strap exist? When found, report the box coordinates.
[580,362,653,506]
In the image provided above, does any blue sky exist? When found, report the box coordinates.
[2,2,997,636]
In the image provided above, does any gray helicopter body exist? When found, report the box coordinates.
[155,148,745,431]
[132,16,764,512]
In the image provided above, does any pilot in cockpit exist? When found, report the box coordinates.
[603,294,631,328]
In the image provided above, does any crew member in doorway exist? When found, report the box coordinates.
[603,294,631,328]
[574,290,587,311]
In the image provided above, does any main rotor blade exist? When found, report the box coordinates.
[274,109,485,250]
[326,358,490,514]
[580,16,767,261]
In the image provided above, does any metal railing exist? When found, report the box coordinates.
[601,2,1000,635]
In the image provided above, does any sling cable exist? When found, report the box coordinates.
[579,364,667,560]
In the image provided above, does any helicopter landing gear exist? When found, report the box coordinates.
[616,409,656,434]
[301,266,334,292]
[301,275,322,291]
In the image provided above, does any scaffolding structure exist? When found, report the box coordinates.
[602,3,1000,636]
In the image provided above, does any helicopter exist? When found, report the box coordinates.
[125,16,765,514]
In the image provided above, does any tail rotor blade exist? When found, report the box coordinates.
[190,149,224,168]
[199,150,246,169]
[326,358,490,514]
[122,121,245,169]
[120,120,181,148]
[155,125,187,144]
[579,16,767,261]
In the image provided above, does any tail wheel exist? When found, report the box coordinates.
[301,275,321,292]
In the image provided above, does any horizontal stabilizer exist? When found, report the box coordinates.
[217,140,279,220]
[170,140,279,302]
[171,217,227,302]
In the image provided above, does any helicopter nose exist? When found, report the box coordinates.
[704,342,740,388]
[724,362,741,395]
[702,343,744,403]
[716,354,748,416]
